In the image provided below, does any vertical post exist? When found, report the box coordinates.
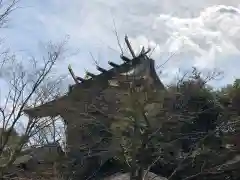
[125,35,136,58]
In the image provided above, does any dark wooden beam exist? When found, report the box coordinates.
[125,35,136,58]
[86,71,96,78]
[120,55,131,63]
[108,61,120,68]
[139,47,151,56]
[140,47,145,55]
[68,65,81,83]
[96,65,107,73]
[143,48,151,55]
[76,76,85,82]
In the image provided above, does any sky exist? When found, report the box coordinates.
[2,0,240,88]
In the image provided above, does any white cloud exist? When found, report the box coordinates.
[3,0,240,87]
[2,0,240,133]
[128,4,240,84]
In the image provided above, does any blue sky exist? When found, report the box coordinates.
[0,0,239,139]
[2,0,240,88]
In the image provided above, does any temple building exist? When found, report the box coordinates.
[24,37,165,179]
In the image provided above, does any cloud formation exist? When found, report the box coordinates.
[2,0,240,87]
[125,5,240,84]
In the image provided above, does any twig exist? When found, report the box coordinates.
[112,18,124,55]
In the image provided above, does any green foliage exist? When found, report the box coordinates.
[103,69,240,180]
[4,69,240,180]
[0,128,23,166]
[0,128,22,149]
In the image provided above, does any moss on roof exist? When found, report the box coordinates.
[13,154,33,165]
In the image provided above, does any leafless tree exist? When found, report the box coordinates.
[0,0,19,28]
[0,39,67,175]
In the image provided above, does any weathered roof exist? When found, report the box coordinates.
[216,154,240,171]
[13,142,63,165]
[13,154,33,165]
[104,171,168,180]
[24,50,164,119]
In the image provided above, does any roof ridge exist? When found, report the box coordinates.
[69,53,151,91]
[68,35,151,90]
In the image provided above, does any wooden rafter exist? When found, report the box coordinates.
[125,35,136,58]
[85,71,96,78]
[68,35,153,87]
[68,65,84,83]
[121,55,131,63]
[96,66,107,73]
[108,61,120,68]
